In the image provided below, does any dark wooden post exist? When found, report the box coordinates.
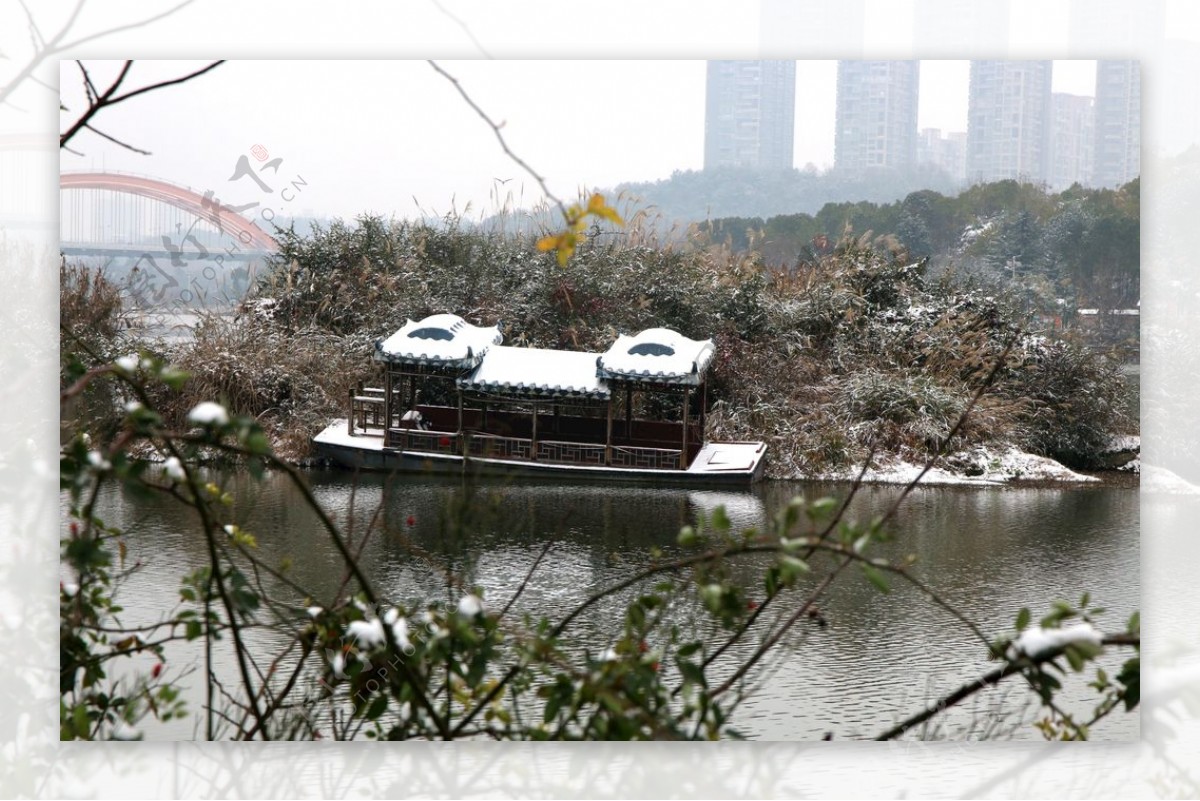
[680,387,690,470]
[605,394,614,465]
[347,386,355,436]
[531,400,539,461]
[385,369,393,429]
[699,378,707,444]
[625,386,633,441]
[457,389,465,455]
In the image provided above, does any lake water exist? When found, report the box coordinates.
[77,469,1139,741]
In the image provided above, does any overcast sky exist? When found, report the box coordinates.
[58,59,1097,223]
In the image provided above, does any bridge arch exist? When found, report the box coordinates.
[60,172,278,251]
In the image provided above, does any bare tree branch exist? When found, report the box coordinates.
[427,59,567,221]
[0,0,198,111]
[105,59,225,106]
[876,634,1139,741]
[60,59,224,150]
[82,123,150,155]
[427,0,494,59]
[18,0,46,51]
[77,60,96,104]
[58,59,131,147]
[0,1,87,109]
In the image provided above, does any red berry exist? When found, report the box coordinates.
[406,515,416,526]
[747,600,759,610]
[151,662,164,679]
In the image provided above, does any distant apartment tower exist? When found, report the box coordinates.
[1048,93,1094,190]
[704,60,796,170]
[834,61,920,172]
[966,61,1053,185]
[1092,60,1140,188]
[917,128,967,184]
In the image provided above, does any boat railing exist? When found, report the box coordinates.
[536,439,607,466]
[390,426,687,470]
[610,444,686,470]
[386,428,459,454]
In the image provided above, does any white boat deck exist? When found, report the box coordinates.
[686,441,767,474]
[314,421,385,451]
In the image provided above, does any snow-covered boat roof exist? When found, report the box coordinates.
[374,314,502,369]
[597,328,715,386]
[458,345,610,400]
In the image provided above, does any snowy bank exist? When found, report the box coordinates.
[811,446,1099,486]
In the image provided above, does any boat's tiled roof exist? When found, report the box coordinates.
[458,345,610,399]
[597,328,715,385]
[374,314,502,369]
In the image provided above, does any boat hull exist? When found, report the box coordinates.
[312,422,767,486]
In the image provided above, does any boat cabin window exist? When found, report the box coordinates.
[408,327,454,341]
[628,343,675,357]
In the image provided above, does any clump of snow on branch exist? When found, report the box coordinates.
[1009,622,1103,659]
[187,402,230,426]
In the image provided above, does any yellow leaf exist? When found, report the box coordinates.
[586,193,625,225]
[536,234,561,252]
[556,232,581,266]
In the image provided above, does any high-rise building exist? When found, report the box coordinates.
[966,61,1054,185]
[834,61,920,172]
[1048,93,1094,190]
[1092,60,1140,188]
[703,60,796,170]
[917,128,967,184]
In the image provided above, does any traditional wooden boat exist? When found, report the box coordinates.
[313,314,767,485]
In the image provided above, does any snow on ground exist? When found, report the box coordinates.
[813,445,1099,486]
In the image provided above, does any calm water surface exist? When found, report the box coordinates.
[81,469,1139,741]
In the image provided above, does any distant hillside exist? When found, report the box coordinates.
[609,165,962,224]
[703,178,1140,315]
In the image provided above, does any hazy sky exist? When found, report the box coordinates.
[58,59,1098,223]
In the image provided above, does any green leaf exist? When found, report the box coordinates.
[627,603,645,630]
[710,505,731,533]
[1015,607,1031,632]
[247,456,266,481]
[159,367,190,391]
[676,658,706,689]
[764,566,779,597]
[860,563,891,594]
[73,703,90,740]
[1063,645,1086,672]
[1117,657,1140,711]
[243,429,271,455]
[365,694,388,721]
[543,691,563,724]
[806,497,838,522]
[779,556,810,584]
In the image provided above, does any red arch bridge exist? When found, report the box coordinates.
[59,171,279,261]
